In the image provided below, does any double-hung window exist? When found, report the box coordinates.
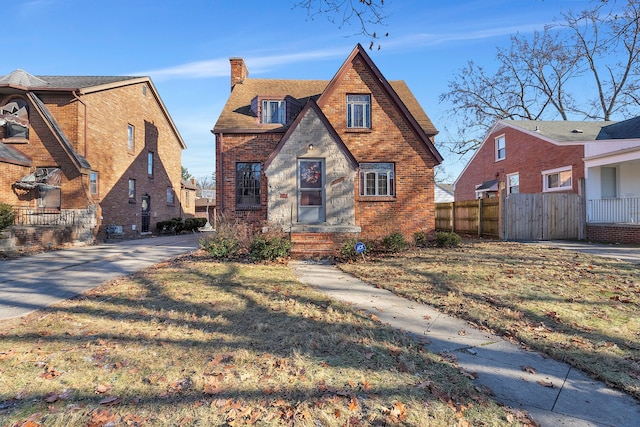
[359,163,395,197]
[127,125,135,151]
[261,100,286,124]
[148,152,154,177]
[543,167,572,192]
[128,179,136,201]
[507,173,519,194]
[167,187,175,204]
[347,94,371,129]
[236,162,261,208]
[495,135,505,161]
[90,171,98,196]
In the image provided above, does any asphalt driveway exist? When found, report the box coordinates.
[0,233,201,320]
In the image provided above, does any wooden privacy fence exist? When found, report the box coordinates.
[436,192,585,241]
[435,198,500,237]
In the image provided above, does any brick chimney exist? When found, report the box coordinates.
[229,58,249,91]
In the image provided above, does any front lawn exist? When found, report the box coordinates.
[0,252,531,426]
[339,240,640,401]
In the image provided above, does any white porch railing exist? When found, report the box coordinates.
[587,197,640,224]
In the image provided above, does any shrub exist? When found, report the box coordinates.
[0,203,15,231]
[200,234,240,259]
[184,217,207,232]
[414,231,429,248]
[435,231,462,248]
[381,231,408,253]
[249,235,291,262]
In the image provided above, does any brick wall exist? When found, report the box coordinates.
[587,224,640,244]
[216,132,281,225]
[455,126,585,201]
[79,83,184,239]
[321,57,437,239]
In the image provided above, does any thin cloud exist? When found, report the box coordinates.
[387,22,549,49]
[136,46,349,81]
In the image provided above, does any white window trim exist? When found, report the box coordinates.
[495,135,506,161]
[542,166,572,192]
[127,124,135,151]
[347,94,371,129]
[507,172,519,194]
[359,163,395,197]
[261,100,286,124]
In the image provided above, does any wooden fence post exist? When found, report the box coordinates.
[478,198,483,237]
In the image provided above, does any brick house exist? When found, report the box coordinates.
[0,69,191,249]
[454,120,613,201]
[212,44,442,255]
[454,118,640,244]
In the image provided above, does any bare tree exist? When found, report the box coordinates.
[440,0,640,156]
[196,174,216,191]
[292,0,388,48]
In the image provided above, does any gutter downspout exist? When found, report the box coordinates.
[214,131,223,212]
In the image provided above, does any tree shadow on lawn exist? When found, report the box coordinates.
[358,251,640,401]
[0,256,516,425]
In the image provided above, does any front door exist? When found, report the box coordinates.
[141,194,150,233]
[298,159,325,223]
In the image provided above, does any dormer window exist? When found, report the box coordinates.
[261,100,286,124]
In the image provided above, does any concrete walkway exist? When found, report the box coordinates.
[291,261,640,427]
[0,234,201,320]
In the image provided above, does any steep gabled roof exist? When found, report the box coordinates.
[27,92,92,173]
[0,69,186,149]
[264,99,358,170]
[317,44,441,163]
[212,45,441,165]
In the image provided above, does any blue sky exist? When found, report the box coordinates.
[1,0,586,182]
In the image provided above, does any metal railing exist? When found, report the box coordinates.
[13,207,77,226]
[587,197,640,224]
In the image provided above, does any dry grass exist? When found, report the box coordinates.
[0,251,530,426]
[339,240,640,401]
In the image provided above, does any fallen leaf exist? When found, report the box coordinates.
[349,397,359,411]
[521,366,537,374]
[95,384,111,394]
[99,395,121,405]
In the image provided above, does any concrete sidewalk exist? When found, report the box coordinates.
[291,261,640,427]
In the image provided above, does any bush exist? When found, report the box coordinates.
[381,231,408,253]
[414,231,429,248]
[184,217,207,232]
[435,231,462,248]
[200,234,240,259]
[0,203,15,231]
[249,235,291,262]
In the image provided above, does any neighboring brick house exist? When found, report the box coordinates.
[0,69,190,249]
[454,120,614,201]
[212,44,443,254]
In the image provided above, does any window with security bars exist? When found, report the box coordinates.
[236,162,261,207]
[359,163,394,196]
